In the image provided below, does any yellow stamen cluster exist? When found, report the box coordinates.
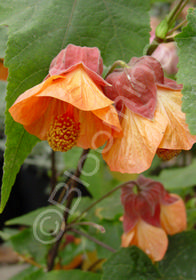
[47,113,80,152]
[157,148,181,161]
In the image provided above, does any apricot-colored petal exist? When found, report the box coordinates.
[158,88,196,149]
[24,99,68,140]
[92,106,122,136]
[103,106,168,174]
[160,194,187,235]
[121,230,135,247]
[122,220,168,262]
[9,96,49,126]
[38,65,113,111]
[77,110,118,149]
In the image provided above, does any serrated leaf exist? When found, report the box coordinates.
[159,231,196,280]
[102,247,161,280]
[176,9,196,134]
[0,0,151,212]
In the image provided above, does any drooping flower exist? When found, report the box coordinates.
[160,193,187,235]
[103,56,196,173]
[121,176,187,261]
[9,44,121,152]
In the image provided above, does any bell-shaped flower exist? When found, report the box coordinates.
[160,193,187,235]
[9,44,121,152]
[121,176,187,261]
[103,56,196,173]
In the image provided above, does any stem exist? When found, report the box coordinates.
[167,19,187,36]
[167,0,184,26]
[105,60,129,78]
[47,149,90,271]
[146,0,189,56]
[146,40,160,56]
[71,180,138,224]
[174,0,190,22]
[71,228,117,253]
[50,150,57,193]
[67,221,105,233]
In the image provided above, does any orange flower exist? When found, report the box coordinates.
[103,56,196,173]
[121,176,187,261]
[9,45,121,152]
[160,193,187,235]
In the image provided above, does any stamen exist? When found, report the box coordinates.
[157,148,181,161]
[47,113,80,152]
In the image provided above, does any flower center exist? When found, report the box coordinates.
[47,113,80,152]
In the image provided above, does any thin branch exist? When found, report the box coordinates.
[167,19,188,36]
[47,149,90,271]
[50,150,57,193]
[71,180,138,224]
[71,228,117,253]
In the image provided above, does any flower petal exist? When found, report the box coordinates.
[122,220,168,262]
[24,99,68,140]
[77,110,119,149]
[92,106,122,137]
[158,88,196,149]
[38,65,113,111]
[103,106,168,174]
[49,44,103,76]
[160,194,187,235]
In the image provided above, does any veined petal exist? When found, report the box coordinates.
[92,106,122,137]
[103,106,168,174]
[122,220,168,262]
[77,110,119,149]
[8,78,52,125]
[160,194,187,235]
[38,65,113,111]
[24,99,69,140]
[158,88,196,149]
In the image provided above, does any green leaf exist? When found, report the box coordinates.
[149,159,196,191]
[0,0,151,212]
[92,220,123,259]
[6,205,63,229]
[0,227,19,240]
[11,268,101,280]
[29,270,101,280]
[9,267,43,280]
[159,231,196,280]
[187,208,196,229]
[0,80,7,120]
[102,247,161,280]
[95,190,123,220]
[176,9,196,135]
[10,228,50,265]
[0,26,8,58]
